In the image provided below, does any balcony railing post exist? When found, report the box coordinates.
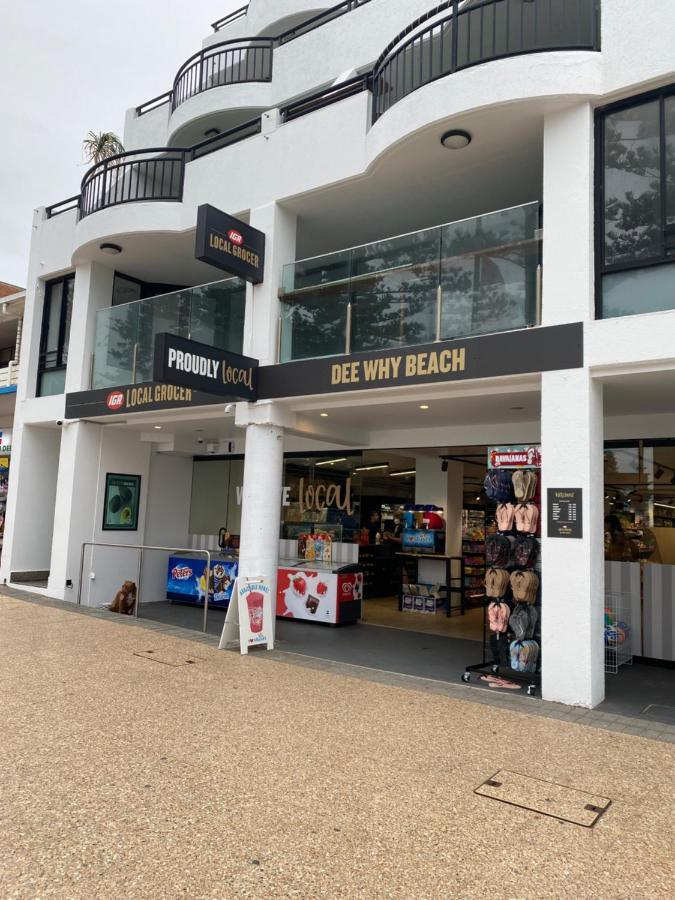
[199,51,205,93]
[435,284,442,342]
[100,161,108,212]
[345,302,353,355]
[451,0,459,73]
[132,343,139,384]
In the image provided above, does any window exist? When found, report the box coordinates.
[37,274,75,396]
[597,85,675,318]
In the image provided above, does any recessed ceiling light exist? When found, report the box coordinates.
[440,129,471,150]
[316,457,348,466]
[320,412,328,417]
[100,242,122,255]
[419,404,429,410]
[153,425,162,430]
[204,127,220,138]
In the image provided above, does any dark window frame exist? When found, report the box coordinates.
[595,82,675,318]
[37,273,75,396]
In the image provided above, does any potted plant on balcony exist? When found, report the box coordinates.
[82,131,124,164]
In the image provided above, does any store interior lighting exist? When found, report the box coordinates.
[315,457,348,466]
[388,469,416,477]
[353,463,389,472]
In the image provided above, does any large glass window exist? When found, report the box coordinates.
[598,85,675,318]
[37,274,75,397]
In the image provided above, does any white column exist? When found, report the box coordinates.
[243,202,297,365]
[236,402,294,619]
[47,421,102,599]
[540,369,604,707]
[65,262,115,393]
[542,102,594,325]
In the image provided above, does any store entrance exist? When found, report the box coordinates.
[280,448,491,642]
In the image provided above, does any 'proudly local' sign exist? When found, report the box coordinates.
[153,333,258,401]
[195,204,265,284]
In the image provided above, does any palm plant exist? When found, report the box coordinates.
[82,131,125,164]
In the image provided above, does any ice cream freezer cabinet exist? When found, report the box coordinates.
[277,563,363,625]
[167,555,238,607]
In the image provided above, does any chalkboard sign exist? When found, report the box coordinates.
[547,488,583,539]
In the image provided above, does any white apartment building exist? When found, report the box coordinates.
[3,0,674,710]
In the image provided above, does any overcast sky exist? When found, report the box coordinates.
[0,1,240,287]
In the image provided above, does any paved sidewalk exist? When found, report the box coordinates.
[0,593,673,899]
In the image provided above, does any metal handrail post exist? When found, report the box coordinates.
[135,549,143,617]
[202,550,211,633]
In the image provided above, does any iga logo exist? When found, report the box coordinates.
[106,390,124,411]
[228,229,243,246]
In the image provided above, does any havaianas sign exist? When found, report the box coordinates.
[153,333,258,401]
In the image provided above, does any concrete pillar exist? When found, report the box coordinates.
[0,423,61,582]
[540,369,604,707]
[47,421,102,599]
[542,103,594,325]
[244,202,297,365]
[235,402,294,624]
[65,262,115,393]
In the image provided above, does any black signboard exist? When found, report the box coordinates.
[257,323,583,399]
[195,204,265,284]
[547,488,583,539]
[153,333,258,401]
[65,381,225,419]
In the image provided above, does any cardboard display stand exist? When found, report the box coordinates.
[219,576,274,653]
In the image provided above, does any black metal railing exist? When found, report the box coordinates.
[212,5,248,31]
[45,196,80,219]
[138,0,375,115]
[78,117,263,219]
[280,74,371,122]
[276,0,374,44]
[372,0,600,121]
[172,39,274,111]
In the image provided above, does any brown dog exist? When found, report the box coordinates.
[110,580,137,615]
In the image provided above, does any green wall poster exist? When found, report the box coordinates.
[103,473,141,531]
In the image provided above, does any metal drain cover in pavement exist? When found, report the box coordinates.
[133,649,204,667]
[475,770,611,827]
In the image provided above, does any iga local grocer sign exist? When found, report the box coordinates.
[153,333,258,400]
[195,204,265,284]
[488,445,541,469]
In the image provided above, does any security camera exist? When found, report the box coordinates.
[56,420,64,427]
[224,403,234,414]
[196,437,205,445]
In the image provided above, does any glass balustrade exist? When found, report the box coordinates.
[92,278,246,389]
[280,202,541,362]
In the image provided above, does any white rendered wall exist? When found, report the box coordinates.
[1,425,60,576]
[65,262,115,393]
[542,104,595,326]
[540,370,605,707]
[414,456,463,584]
[140,452,194,604]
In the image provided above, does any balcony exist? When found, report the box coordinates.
[0,361,19,392]
[372,0,600,121]
[172,39,274,112]
[92,279,246,390]
[279,202,541,363]
[78,118,261,219]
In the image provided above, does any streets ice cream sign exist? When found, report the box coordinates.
[154,333,258,401]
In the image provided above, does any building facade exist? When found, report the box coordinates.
[3,0,674,708]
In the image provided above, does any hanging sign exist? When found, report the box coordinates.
[153,333,258,401]
[219,576,274,654]
[547,488,583,538]
[195,204,265,284]
[488,445,542,469]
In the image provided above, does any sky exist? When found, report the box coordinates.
[0,1,241,288]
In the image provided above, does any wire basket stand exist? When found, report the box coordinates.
[604,591,633,674]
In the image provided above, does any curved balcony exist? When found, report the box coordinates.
[79,118,262,219]
[172,38,274,112]
[372,0,600,122]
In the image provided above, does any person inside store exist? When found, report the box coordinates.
[604,514,637,561]
[382,517,402,558]
[368,510,381,544]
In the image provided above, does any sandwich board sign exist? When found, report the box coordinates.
[219,576,274,653]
